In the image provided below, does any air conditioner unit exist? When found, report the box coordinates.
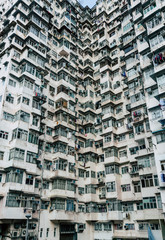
[161,30,165,36]
[21,229,26,237]
[99,193,106,198]
[78,190,83,195]
[124,224,128,230]
[156,12,161,18]
[78,224,85,232]
[146,88,152,94]
[138,164,144,169]
[12,230,20,238]
[32,223,37,228]
[50,206,54,211]
[98,178,103,183]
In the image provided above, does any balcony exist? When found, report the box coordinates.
[85,212,108,221]
[49,210,76,221]
[135,209,163,221]
[49,189,75,199]
[104,156,120,164]
[0,207,36,220]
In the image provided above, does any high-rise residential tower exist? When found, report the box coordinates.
[0,0,165,239]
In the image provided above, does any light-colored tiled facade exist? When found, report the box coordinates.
[0,0,165,239]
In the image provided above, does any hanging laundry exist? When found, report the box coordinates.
[133,111,137,117]
[67,132,72,139]
[161,173,165,182]
[160,99,165,106]
[121,71,126,77]
[160,98,165,111]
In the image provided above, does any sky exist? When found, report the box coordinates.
[80,0,96,8]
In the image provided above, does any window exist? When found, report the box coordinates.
[144,3,156,15]
[6,193,21,207]
[0,151,4,160]
[17,97,21,104]
[46,127,53,136]
[138,156,151,168]
[127,68,136,77]
[143,197,157,209]
[9,79,16,87]
[26,175,33,185]
[78,204,85,212]
[137,201,143,210]
[6,169,23,184]
[156,133,165,144]
[47,112,53,120]
[129,132,134,139]
[152,109,163,120]
[15,111,30,123]
[105,165,119,174]
[129,146,139,155]
[9,148,25,161]
[48,99,54,107]
[28,132,39,144]
[150,34,164,48]
[139,223,148,231]
[104,135,111,143]
[51,198,65,210]
[78,187,85,195]
[85,185,96,194]
[32,100,41,110]
[121,184,131,192]
[122,203,134,211]
[108,200,122,211]
[157,74,165,89]
[141,175,153,188]
[103,223,111,231]
[35,179,40,188]
[105,148,118,158]
[17,25,26,34]
[40,228,43,238]
[6,94,14,104]
[125,224,135,230]
[0,173,2,182]
[123,22,132,32]
[0,130,8,140]
[95,223,102,231]
[54,228,56,237]
[26,151,37,164]
[24,79,33,89]
[157,195,162,209]
[91,171,96,178]
[32,116,39,126]
[15,37,24,47]
[134,182,141,193]
[150,223,160,230]
[79,169,85,178]
[122,166,129,174]
[154,175,159,186]
[86,171,89,178]
[46,228,49,237]
[3,112,15,122]
[52,179,75,192]
[12,128,28,141]
[22,97,30,105]
[119,150,127,158]
[107,182,116,192]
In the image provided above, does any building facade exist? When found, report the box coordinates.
[0,0,165,239]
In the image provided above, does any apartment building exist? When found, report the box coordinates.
[0,0,165,239]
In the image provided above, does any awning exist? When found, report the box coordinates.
[152,129,165,134]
